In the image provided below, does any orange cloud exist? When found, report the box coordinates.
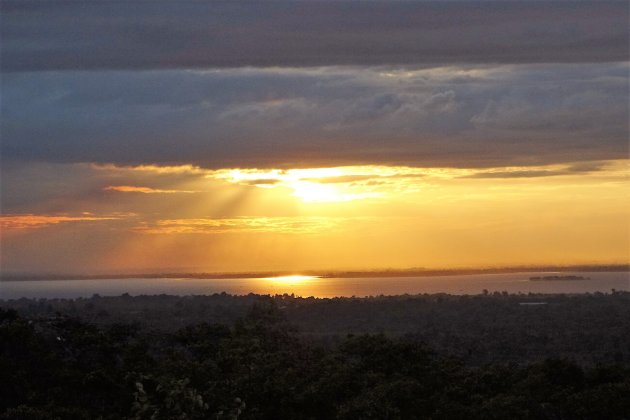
[93,163,207,175]
[104,185,198,194]
[1,214,120,230]
[132,217,347,235]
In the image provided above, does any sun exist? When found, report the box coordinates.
[290,181,347,203]
[214,166,386,203]
[289,180,381,203]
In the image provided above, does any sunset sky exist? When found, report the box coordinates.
[1,1,628,274]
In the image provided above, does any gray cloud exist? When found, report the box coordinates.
[462,161,609,179]
[464,170,567,179]
[2,63,627,169]
[565,162,608,173]
[1,1,628,72]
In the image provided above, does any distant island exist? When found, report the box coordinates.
[529,275,590,281]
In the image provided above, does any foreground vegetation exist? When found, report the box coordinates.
[2,293,630,419]
[5,292,630,365]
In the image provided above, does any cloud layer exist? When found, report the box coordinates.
[2,1,628,72]
[3,64,628,168]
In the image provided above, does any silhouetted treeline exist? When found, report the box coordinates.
[2,294,630,419]
[3,292,630,365]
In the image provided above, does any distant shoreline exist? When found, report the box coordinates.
[2,264,628,282]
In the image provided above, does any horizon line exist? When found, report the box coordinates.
[2,263,628,282]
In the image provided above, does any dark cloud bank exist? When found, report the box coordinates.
[1,1,628,169]
[2,1,628,71]
[3,64,627,168]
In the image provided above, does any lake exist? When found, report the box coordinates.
[1,271,628,299]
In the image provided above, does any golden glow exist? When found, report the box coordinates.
[132,217,344,234]
[290,181,381,202]
[262,275,318,283]
[2,160,628,272]
[212,165,427,202]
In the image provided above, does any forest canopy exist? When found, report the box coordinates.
[2,292,630,419]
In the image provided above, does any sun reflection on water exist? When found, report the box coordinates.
[262,275,318,283]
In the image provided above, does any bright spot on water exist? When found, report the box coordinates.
[262,275,318,283]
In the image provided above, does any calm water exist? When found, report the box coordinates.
[1,272,628,299]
